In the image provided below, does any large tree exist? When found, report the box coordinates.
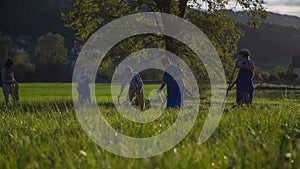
[0,32,13,65]
[61,0,267,81]
[36,33,68,81]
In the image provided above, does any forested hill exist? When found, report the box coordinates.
[226,11,300,71]
[226,10,300,28]
[238,23,300,71]
[0,0,300,71]
[0,0,74,47]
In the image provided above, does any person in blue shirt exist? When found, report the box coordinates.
[118,66,145,111]
[77,66,91,103]
[229,49,255,106]
[157,57,185,108]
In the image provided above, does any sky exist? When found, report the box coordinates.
[265,0,300,17]
[198,0,300,17]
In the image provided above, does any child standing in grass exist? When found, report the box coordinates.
[77,66,91,103]
[1,59,19,105]
[229,49,255,106]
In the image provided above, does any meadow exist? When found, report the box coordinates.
[0,83,299,169]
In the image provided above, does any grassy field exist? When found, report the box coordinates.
[0,83,300,169]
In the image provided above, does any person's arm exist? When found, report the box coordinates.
[77,74,83,84]
[85,74,91,84]
[78,76,89,84]
[77,73,91,84]
[159,81,166,90]
[157,74,166,93]
[241,64,255,71]
[228,78,237,91]
[119,76,128,97]
[1,68,6,84]
[156,71,165,93]
[1,68,12,84]
[12,72,17,84]
[240,60,255,71]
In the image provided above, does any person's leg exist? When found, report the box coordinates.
[81,87,91,103]
[86,88,91,103]
[78,94,83,103]
[166,83,178,108]
[166,91,177,108]
[137,88,145,111]
[177,86,182,108]
[2,84,11,105]
[128,89,135,106]
[15,83,19,101]
[249,85,254,105]
[82,94,91,103]
[236,89,243,107]
[11,83,19,102]
[78,87,90,104]
[179,85,184,107]
[77,87,84,103]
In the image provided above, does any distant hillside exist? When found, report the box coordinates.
[226,11,300,71]
[238,23,300,71]
[226,10,300,28]
[267,12,300,28]
[0,0,74,47]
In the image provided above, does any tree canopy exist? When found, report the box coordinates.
[62,0,267,81]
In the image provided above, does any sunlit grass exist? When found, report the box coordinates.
[0,83,299,168]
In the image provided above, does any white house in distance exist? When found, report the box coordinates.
[293,56,300,81]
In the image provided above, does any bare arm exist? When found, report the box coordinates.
[119,77,128,96]
[159,81,166,90]
[228,78,237,90]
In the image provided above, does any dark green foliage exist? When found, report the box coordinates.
[273,63,298,81]
[0,32,13,64]
[61,0,266,83]
[259,70,270,80]
[238,23,300,70]
[14,53,36,82]
[36,33,69,82]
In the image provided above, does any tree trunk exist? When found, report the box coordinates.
[178,0,188,18]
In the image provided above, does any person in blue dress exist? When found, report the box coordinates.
[229,49,255,106]
[77,65,91,103]
[157,57,185,108]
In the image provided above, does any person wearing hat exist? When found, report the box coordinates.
[157,57,185,108]
[228,49,255,106]
[77,65,91,103]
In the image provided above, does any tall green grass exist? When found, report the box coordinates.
[0,83,299,169]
